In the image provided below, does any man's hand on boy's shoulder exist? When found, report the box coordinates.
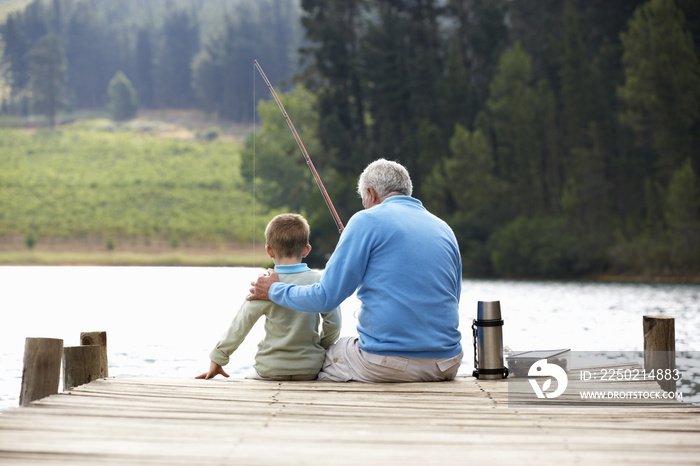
[247,269,279,301]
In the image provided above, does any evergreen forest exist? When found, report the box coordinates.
[1,0,699,279]
[0,0,301,120]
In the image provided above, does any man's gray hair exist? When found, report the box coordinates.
[357,158,413,201]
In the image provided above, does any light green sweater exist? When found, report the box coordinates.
[209,264,341,377]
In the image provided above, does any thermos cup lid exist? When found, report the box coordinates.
[477,301,501,321]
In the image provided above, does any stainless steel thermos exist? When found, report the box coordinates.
[472,301,509,379]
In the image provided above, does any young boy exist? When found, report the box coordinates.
[196,213,341,381]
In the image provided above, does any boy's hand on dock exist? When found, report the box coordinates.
[195,361,230,380]
[247,269,278,301]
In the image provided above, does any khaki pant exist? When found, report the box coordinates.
[318,337,463,383]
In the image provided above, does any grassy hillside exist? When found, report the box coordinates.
[0,124,277,252]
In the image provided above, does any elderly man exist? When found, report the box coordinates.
[248,158,463,382]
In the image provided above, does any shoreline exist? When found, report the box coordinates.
[2,252,698,285]
[583,273,700,285]
[2,237,698,283]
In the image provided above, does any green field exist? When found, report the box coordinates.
[0,124,278,259]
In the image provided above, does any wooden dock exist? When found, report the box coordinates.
[1,367,699,465]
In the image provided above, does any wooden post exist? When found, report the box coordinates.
[643,315,676,392]
[19,337,63,407]
[80,331,108,377]
[63,345,103,391]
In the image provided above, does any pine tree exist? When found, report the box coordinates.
[299,0,369,176]
[447,0,508,118]
[192,40,223,115]
[618,0,700,182]
[444,125,502,214]
[0,13,30,92]
[559,0,595,151]
[362,4,411,167]
[220,9,258,122]
[486,42,550,216]
[157,8,199,108]
[107,71,138,121]
[134,28,155,109]
[27,34,66,127]
[438,41,472,134]
[65,3,112,108]
[665,158,700,271]
[1,0,48,95]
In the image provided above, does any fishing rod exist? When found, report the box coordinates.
[253,60,344,234]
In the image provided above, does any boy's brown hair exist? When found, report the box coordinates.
[265,213,310,259]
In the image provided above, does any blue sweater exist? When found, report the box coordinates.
[269,196,463,359]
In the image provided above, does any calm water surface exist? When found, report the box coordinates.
[1,266,698,411]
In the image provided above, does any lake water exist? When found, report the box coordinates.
[1,266,699,411]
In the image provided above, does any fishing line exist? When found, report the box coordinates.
[252,62,257,268]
